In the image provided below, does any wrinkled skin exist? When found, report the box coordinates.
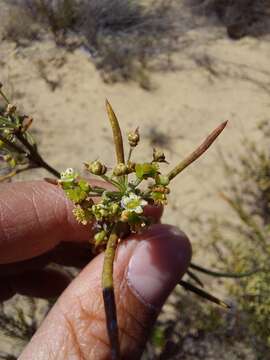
[0,181,191,360]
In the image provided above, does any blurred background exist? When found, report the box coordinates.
[0,0,270,358]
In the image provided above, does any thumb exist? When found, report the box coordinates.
[19,224,191,360]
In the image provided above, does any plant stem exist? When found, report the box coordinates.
[101,175,124,192]
[102,224,120,360]
[0,89,10,104]
[16,132,60,178]
[127,147,133,163]
[0,134,26,154]
[190,262,261,278]
[179,280,230,309]
[167,121,228,181]
[187,270,204,287]
[33,154,60,178]
[0,165,37,182]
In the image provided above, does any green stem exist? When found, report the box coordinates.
[133,178,143,188]
[101,175,124,192]
[0,89,10,104]
[190,262,261,279]
[102,225,120,360]
[167,121,228,181]
[127,147,133,163]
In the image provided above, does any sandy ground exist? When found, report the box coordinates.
[0,1,270,358]
[1,28,269,241]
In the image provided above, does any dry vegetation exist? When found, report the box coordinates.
[191,0,270,39]
[2,0,185,86]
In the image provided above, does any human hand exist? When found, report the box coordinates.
[0,181,191,359]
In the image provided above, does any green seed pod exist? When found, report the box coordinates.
[153,148,166,163]
[85,161,107,175]
[128,128,140,147]
[113,163,128,176]
[156,174,170,186]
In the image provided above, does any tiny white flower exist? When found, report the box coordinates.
[121,193,147,214]
[60,168,76,182]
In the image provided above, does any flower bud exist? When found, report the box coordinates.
[120,210,130,222]
[127,161,136,173]
[113,163,128,176]
[151,185,170,194]
[153,148,166,163]
[110,203,120,215]
[94,230,107,245]
[156,174,170,186]
[128,128,140,147]
[5,104,16,115]
[85,161,107,175]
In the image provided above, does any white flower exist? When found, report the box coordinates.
[121,193,147,214]
[60,168,76,182]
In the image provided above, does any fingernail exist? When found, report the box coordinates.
[127,224,191,309]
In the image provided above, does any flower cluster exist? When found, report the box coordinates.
[58,100,227,257]
[59,140,169,251]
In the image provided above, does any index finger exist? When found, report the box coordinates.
[0,181,90,264]
[0,181,163,264]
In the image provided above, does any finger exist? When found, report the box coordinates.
[0,180,90,264]
[19,224,191,360]
[11,268,72,299]
[0,268,72,301]
[0,181,163,265]
[0,242,93,278]
[143,204,163,223]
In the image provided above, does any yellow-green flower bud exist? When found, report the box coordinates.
[156,174,170,186]
[153,148,166,163]
[94,230,107,245]
[110,203,120,215]
[128,128,140,147]
[113,163,128,176]
[85,161,107,175]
